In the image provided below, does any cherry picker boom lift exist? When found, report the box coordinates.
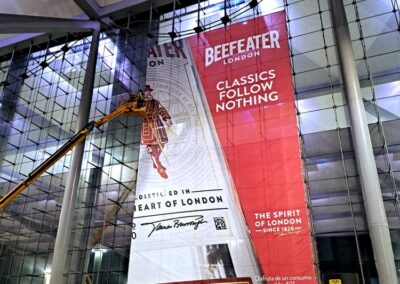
[0,94,146,209]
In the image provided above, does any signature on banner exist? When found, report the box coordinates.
[141,215,208,237]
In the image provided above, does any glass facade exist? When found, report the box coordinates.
[0,0,400,283]
[0,27,149,283]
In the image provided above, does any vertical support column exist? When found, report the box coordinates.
[329,0,397,282]
[0,49,29,161]
[50,26,101,284]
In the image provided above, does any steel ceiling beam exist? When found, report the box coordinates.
[74,0,147,19]
[0,0,179,55]
[0,14,100,33]
[74,0,102,19]
[0,33,43,51]
[100,0,148,16]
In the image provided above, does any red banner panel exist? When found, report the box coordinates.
[188,11,316,283]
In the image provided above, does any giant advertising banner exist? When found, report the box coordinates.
[187,11,316,283]
[128,10,316,284]
[128,30,262,284]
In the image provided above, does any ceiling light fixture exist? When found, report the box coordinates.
[249,0,258,8]
[39,61,49,69]
[220,15,230,25]
[194,26,204,34]
[61,45,70,53]
[19,73,29,80]
[168,31,178,41]
[0,80,10,87]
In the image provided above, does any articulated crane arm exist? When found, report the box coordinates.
[0,95,145,209]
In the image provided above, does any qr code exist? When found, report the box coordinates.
[214,217,227,230]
